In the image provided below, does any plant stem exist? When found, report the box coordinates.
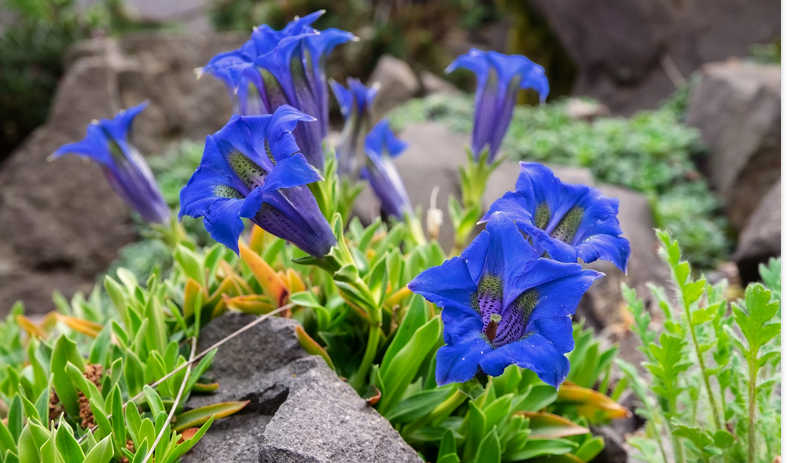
[348,308,381,392]
[747,348,757,463]
[684,303,723,430]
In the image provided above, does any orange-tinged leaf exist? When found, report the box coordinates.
[239,241,289,306]
[558,384,631,420]
[207,277,243,308]
[174,401,249,432]
[384,286,412,309]
[192,383,219,393]
[184,278,207,318]
[54,314,102,338]
[177,427,200,444]
[285,268,306,294]
[295,325,335,371]
[40,312,58,332]
[223,294,276,315]
[516,412,590,438]
[249,225,269,254]
[218,261,254,294]
[15,315,48,339]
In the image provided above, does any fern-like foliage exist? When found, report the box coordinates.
[618,232,780,463]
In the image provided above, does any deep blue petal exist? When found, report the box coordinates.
[484,212,542,308]
[51,123,113,165]
[441,305,484,343]
[435,332,492,386]
[202,198,247,254]
[408,256,477,313]
[460,229,491,284]
[479,331,569,388]
[526,268,602,321]
[576,234,631,273]
[530,316,575,354]
[238,154,322,220]
[362,120,412,218]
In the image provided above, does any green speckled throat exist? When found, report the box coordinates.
[549,206,584,244]
[228,150,266,190]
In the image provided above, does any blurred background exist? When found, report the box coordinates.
[0,0,780,317]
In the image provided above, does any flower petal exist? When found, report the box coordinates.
[435,331,491,386]
[408,256,477,312]
[479,331,570,388]
[527,269,602,321]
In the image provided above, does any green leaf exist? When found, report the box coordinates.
[51,335,85,417]
[380,297,428,375]
[143,385,165,417]
[672,424,713,453]
[7,395,23,442]
[474,428,501,463]
[463,402,487,461]
[386,387,456,423]
[377,316,442,415]
[174,245,205,286]
[17,425,41,463]
[0,419,16,455]
[173,401,248,432]
[513,385,558,412]
[437,429,457,461]
[108,385,125,449]
[574,436,604,461]
[82,436,114,463]
[713,430,735,448]
[502,438,577,462]
[55,423,84,461]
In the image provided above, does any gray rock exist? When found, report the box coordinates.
[687,61,781,231]
[182,313,421,463]
[0,32,245,316]
[420,71,460,96]
[590,425,630,463]
[733,179,780,283]
[529,0,780,114]
[367,55,421,120]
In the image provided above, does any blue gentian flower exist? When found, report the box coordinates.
[408,212,601,388]
[51,101,170,224]
[362,120,413,220]
[179,105,336,258]
[198,10,355,170]
[330,78,378,177]
[482,162,631,272]
[446,49,549,163]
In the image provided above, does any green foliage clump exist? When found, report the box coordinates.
[389,93,733,270]
[619,233,780,463]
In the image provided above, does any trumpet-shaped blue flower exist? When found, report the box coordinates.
[483,162,631,272]
[408,212,601,388]
[179,105,336,258]
[52,101,170,224]
[330,78,378,177]
[199,10,355,171]
[362,120,413,220]
[446,49,549,163]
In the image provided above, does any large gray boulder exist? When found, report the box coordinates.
[686,61,781,231]
[0,33,244,316]
[733,179,780,283]
[183,313,422,463]
[528,0,780,114]
[367,55,421,121]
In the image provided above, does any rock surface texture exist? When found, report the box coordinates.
[367,55,421,121]
[528,0,780,114]
[354,122,667,341]
[0,33,244,316]
[687,61,781,231]
[182,313,422,463]
[733,179,781,283]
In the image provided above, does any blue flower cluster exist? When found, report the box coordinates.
[53,10,631,391]
[409,168,630,387]
[198,10,355,171]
